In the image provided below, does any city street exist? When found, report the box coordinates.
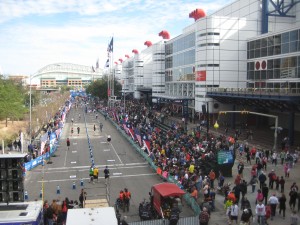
[24,106,194,222]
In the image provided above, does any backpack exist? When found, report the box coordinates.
[272,174,277,181]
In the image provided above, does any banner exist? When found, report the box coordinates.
[217,150,234,165]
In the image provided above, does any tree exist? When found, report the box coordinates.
[0,78,27,127]
[86,77,122,100]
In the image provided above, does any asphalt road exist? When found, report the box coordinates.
[24,106,194,222]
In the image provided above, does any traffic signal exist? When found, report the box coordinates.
[0,155,25,203]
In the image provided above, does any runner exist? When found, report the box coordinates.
[104,166,110,185]
[71,127,74,136]
[93,124,96,133]
[66,138,70,150]
[100,123,103,132]
[77,126,80,136]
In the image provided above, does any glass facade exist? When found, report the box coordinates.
[165,32,195,82]
[248,29,300,59]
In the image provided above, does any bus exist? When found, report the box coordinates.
[0,201,43,225]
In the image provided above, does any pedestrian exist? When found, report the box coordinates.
[95,114,98,120]
[256,189,264,204]
[284,163,290,177]
[268,169,277,189]
[259,172,267,190]
[209,169,216,188]
[279,176,285,193]
[100,123,103,132]
[66,138,70,150]
[240,208,253,225]
[229,202,239,224]
[123,188,131,212]
[199,207,210,225]
[71,118,74,125]
[104,166,110,184]
[93,167,99,183]
[268,193,278,220]
[278,193,286,219]
[88,166,94,183]
[290,210,299,225]
[71,127,74,136]
[255,201,266,225]
[271,152,277,166]
[77,126,80,135]
[275,176,280,191]
[93,124,96,133]
[249,175,258,193]
[262,184,269,206]
[280,151,286,165]
[289,188,298,210]
[237,161,244,178]
[246,151,251,164]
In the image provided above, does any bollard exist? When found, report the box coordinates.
[72,181,76,190]
[80,179,84,187]
[39,190,42,198]
[56,185,61,195]
[24,191,28,201]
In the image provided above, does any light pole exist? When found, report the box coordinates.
[29,73,38,143]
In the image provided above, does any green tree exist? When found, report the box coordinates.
[0,78,27,127]
[86,77,122,100]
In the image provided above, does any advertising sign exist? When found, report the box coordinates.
[217,150,233,165]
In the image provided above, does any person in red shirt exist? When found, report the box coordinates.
[123,188,131,212]
[66,138,70,150]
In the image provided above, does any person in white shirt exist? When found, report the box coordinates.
[255,201,266,225]
[268,193,279,220]
[230,202,239,224]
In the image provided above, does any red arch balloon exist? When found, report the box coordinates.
[144,41,152,47]
[189,9,206,21]
[158,30,170,39]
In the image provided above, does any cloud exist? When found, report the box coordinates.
[0,0,229,74]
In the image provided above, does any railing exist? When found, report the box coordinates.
[207,87,300,95]
[128,216,199,225]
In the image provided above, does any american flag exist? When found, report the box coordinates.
[128,128,135,140]
[143,140,151,155]
[96,59,99,69]
[135,129,142,146]
[107,37,113,53]
[123,124,128,133]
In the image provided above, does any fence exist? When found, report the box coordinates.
[128,216,199,225]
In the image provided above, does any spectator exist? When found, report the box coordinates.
[278,193,286,219]
[290,210,299,225]
[268,193,278,220]
[255,201,266,225]
[199,207,210,225]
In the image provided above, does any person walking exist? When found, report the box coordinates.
[229,202,239,224]
[278,193,286,219]
[262,184,269,206]
[279,176,285,193]
[289,188,298,210]
[89,166,94,183]
[123,188,131,212]
[290,210,299,225]
[77,126,80,136]
[66,138,70,150]
[71,118,74,125]
[104,166,110,185]
[268,193,279,220]
[100,123,103,132]
[71,127,74,136]
[255,201,266,225]
[199,207,210,225]
[93,124,96,133]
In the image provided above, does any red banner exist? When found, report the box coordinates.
[107,88,111,96]
[196,70,206,81]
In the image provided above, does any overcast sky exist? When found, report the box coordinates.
[0,0,230,75]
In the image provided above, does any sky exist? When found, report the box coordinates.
[0,0,230,76]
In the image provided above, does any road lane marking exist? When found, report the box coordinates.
[113,173,122,175]
[72,151,77,153]
[109,142,123,164]
[103,149,110,152]
[101,142,107,143]
[71,161,77,164]
[37,173,156,183]
[107,159,115,162]
[70,175,76,178]
[73,143,77,145]
[64,149,68,167]
[43,162,148,171]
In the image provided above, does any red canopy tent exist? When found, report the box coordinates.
[152,183,185,197]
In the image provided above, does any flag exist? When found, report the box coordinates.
[91,66,95,72]
[96,59,99,69]
[104,59,109,68]
[107,37,113,53]
[143,140,151,155]
[135,129,142,146]
[128,128,135,140]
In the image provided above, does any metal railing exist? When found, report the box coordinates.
[207,87,300,95]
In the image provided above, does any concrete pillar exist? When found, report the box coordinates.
[288,112,295,146]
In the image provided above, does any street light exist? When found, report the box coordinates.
[29,72,39,143]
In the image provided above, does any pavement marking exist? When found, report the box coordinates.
[70,175,76,179]
[38,173,156,183]
[107,159,115,162]
[43,162,148,171]
[109,142,123,164]
[73,143,77,145]
[103,149,110,152]
[72,151,77,153]
[71,161,77,164]
[113,173,122,175]
[101,142,107,143]
[64,149,68,167]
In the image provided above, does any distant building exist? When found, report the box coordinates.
[8,75,28,86]
[33,63,102,88]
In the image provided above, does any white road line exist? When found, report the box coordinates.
[110,142,123,164]
[100,142,107,143]
[73,143,77,145]
[44,162,148,171]
[64,149,68,167]
[107,159,115,162]
[71,161,77,164]
[113,173,122,175]
[103,149,110,152]
[72,151,77,153]
[34,165,150,174]
[37,173,156,183]
[70,175,76,179]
